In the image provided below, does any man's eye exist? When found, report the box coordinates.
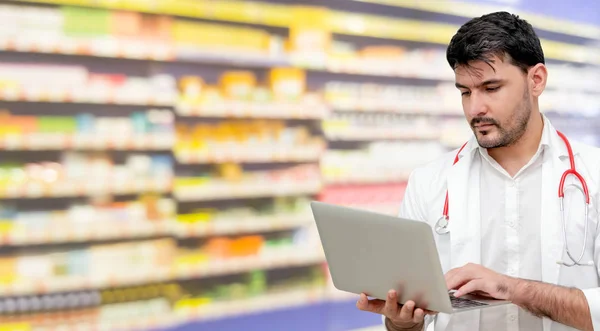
[486,87,500,92]
[461,91,471,96]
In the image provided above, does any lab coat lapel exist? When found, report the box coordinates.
[540,129,570,331]
[445,139,481,331]
[447,139,481,268]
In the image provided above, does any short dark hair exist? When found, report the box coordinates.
[446,11,545,73]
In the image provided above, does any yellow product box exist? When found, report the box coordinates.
[0,324,30,331]
[0,257,16,284]
[288,6,331,54]
[0,220,13,234]
[175,177,210,187]
[269,68,306,101]
[178,76,204,105]
[172,21,270,52]
[219,71,256,100]
[174,297,212,311]
[176,210,215,223]
[217,163,244,181]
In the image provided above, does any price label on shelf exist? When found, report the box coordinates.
[1,135,22,150]
[25,183,44,198]
[59,39,79,55]
[90,38,120,58]
[122,40,149,59]
[0,87,19,101]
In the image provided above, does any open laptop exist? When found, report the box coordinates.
[310,201,511,314]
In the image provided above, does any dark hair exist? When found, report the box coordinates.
[446,11,545,73]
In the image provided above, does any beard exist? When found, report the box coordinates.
[471,88,532,149]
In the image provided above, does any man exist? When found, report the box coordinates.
[356,11,600,331]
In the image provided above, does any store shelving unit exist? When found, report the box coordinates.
[1,0,600,330]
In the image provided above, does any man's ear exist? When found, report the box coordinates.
[529,63,548,97]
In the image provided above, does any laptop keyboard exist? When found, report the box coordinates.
[449,294,489,309]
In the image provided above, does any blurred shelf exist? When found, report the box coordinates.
[0,221,171,247]
[176,287,328,324]
[316,64,453,81]
[0,133,174,151]
[11,1,600,66]
[324,129,440,141]
[324,173,410,185]
[175,180,322,202]
[0,213,312,246]
[0,178,172,199]
[352,0,600,41]
[0,36,175,60]
[329,104,462,116]
[176,100,329,119]
[0,250,324,296]
[177,48,290,68]
[0,37,287,68]
[175,249,325,280]
[0,269,172,297]
[0,86,175,107]
[173,213,313,238]
[175,144,325,164]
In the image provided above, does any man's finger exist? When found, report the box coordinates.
[446,268,478,291]
[413,308,425,323]
[356,293,385,313]
[383,290,399,317]
[399,300,416,320]
[454,279,487,297]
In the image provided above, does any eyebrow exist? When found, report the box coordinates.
[455,79,504,89]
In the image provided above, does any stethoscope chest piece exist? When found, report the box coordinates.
[435,216,450,235]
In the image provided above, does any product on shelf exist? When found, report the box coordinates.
[173,20,278,56]
[173,266,326,314]
[324,43,454,79]
[0,284,180,328]
[175,197,313,237]
[175,119,325,163]
[0,109,174,150]
[174,164,321,201]
[323,112,441,141]
[322,141,447,184]
[325,81,461,114]
[0,239,176,289]
[0,195,176,246]
[0,152,173,198]
[176,71,328,118]
[0,63,176,105]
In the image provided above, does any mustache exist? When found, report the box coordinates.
[470,117,499,128]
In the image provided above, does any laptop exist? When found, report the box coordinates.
[310,201,511,314]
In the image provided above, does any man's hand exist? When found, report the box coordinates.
[356,290,436,331]
[445,263,516,300]
[445,263,593,331]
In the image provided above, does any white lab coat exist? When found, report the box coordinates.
[394,119,600,331]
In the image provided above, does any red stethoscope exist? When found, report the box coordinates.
[434,131,594,267]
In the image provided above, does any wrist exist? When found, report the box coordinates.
[385,317,424,331]
[508,277,528,304]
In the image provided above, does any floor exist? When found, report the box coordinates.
[165,298,384,331]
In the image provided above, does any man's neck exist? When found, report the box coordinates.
[487,113,544,177]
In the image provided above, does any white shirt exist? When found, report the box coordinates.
[477,123,549,331]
